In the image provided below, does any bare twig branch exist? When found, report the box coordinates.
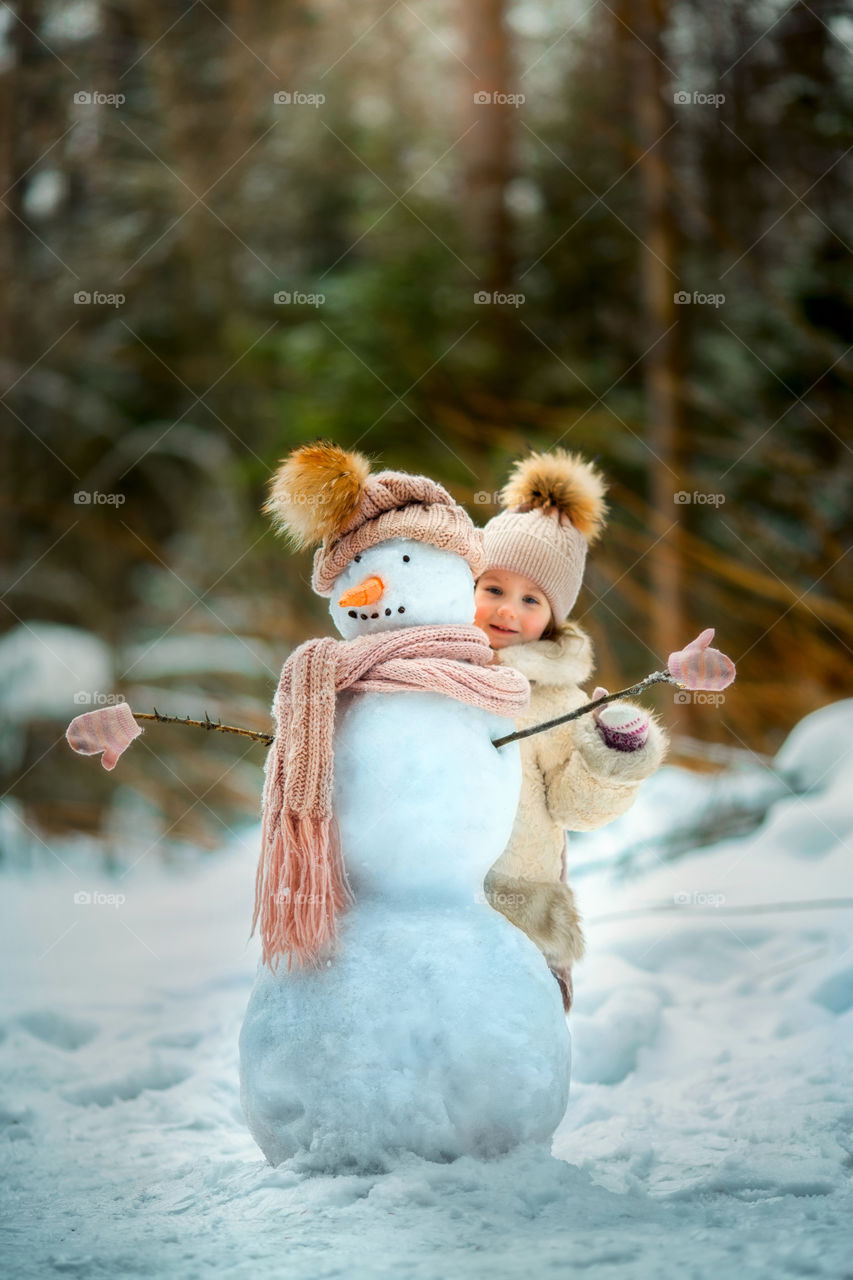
[135,707,273,745]
[491,672,681,748]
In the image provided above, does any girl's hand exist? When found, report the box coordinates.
[591,687,650,752]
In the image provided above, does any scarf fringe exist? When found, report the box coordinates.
[251,810,354,971]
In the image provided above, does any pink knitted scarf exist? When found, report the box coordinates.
[251,624,530,971]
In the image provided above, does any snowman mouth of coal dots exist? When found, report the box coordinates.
[337,552,410,625]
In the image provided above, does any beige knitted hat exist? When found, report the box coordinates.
[263,441,485,595]
[482,449,609,621]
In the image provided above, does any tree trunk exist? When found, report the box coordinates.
[0,0,46,592]
[619,0,688,679]
[459,0,514,291]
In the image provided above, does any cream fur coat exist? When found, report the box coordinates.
[484,619,669,975]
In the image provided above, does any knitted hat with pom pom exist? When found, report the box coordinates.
[482,449,608,621]
[263,441,485,594]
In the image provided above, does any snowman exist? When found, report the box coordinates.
[239,442,572,1170]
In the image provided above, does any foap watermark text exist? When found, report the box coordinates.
[674,290,725,307]
[474,291,525,307]
[674,490,725,506]
[274,291,325,307]
[673,90,725,108]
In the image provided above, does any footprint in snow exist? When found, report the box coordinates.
[16,1010,99,1050]
[61,1060,190,1107]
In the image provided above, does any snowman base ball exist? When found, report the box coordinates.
[240,900,571,1171]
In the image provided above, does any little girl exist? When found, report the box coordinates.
[474,449,669,1011]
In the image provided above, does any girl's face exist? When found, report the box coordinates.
[474,568,552,649]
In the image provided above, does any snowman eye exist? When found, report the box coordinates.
[353,555,361,563]
[402,555,410,562]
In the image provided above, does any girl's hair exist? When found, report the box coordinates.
[540,614,560,641]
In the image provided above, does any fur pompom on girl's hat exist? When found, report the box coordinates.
[482,449,609,622]
[263,440,485,594]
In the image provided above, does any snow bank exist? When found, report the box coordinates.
[0,623,112,724]
[0,623,113,772]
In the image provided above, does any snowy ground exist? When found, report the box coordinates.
[2,701,852,1278]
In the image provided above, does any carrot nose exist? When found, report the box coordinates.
[338,575,384,608]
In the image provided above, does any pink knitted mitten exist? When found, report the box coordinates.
[591,687,649,752]
[668,628,736,690]
[66,702,142,771]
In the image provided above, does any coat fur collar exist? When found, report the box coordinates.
[492,619,595,688]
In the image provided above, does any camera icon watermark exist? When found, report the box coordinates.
[673,890,726,907]
[73,291,125,308]
[473,490,502,506]
[73,90,125,108]
[673,690,726,706]
[73,890,127,907]
[273,90,325,107]
[274,290,325,307]
[673,490,725,506]
[73,490,126,506]
[673,90,725,108]
[674,290,725,307]
[473,290,525,307]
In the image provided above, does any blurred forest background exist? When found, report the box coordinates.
[1,0,851,867]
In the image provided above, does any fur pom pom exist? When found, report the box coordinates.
[263,441,371,547]
[500,449,608,544]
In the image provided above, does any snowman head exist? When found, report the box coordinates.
[330,538,476,639]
